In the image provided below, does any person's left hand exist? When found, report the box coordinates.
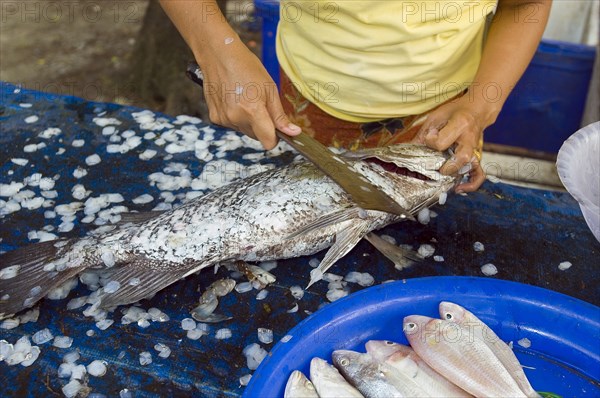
[414,96,490,192]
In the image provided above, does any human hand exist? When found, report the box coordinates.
[199,42,300,150]
[414,96,491,192]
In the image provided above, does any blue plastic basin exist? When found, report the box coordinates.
[243,276,600,397]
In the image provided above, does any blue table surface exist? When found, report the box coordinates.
[0,82,598,397]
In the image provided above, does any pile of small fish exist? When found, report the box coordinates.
[285,302,540,398]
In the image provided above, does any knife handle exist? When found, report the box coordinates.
[186,62,205,87]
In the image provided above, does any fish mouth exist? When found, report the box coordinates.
[364,157,435,181]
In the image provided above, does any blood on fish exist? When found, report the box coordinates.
[364,158,432,181]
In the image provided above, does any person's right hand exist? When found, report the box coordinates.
[199,40,301,150]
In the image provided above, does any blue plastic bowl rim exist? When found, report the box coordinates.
[243,276,600,397]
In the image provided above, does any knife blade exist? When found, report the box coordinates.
[185,62,414,220]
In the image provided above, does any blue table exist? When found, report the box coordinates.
[0,82,598,397]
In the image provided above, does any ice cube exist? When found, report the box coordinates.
[87,360,108,377]
[139,351,152,366]
[481,263,498,276]
[215,328,232,340]
[257,328,273,344]
[61,380,82,398]
[289,285,304,300]
[53,336,73,349]
[32,328,54,345]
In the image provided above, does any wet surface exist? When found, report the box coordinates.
[0,82,598,397]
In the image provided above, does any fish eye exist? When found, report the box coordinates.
[385,341,395,345]
[405,322,416,331]
[445,313,453,320]
[340,358,349,367]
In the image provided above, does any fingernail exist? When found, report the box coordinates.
[288,123,301,133]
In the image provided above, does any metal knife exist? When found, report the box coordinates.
[185,62,414,220]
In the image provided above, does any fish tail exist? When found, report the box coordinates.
[0,239,88,319]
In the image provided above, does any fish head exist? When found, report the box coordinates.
[403,314,442,345]
[344,144,462,215]
[439,301,468,324]
[365,340,412,362]
[405,314,473,348]
[310,357,334,381]
[284,370,316,396]
[332,349,358,368]
[331,349,372,380]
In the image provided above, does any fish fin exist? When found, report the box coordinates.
[389,351,420,378]
[118,211,165,225]
[411,197,437,214]
[97,259,202,308]
[365,233,422,270]
[306,221,372,288]
[286,207,360,240]
[339,145,381,160]
[0,239,85,319]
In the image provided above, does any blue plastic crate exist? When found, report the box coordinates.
[486,40,596,153]
[254,0,280,86]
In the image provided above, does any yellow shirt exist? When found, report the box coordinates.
[276,1,498,122]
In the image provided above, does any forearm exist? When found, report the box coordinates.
[159,0,299,148]
[159,0,240,65]
[468,0,552,127]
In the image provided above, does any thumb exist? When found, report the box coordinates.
[266,96,301,136]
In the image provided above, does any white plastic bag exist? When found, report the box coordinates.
[556,121,600,242]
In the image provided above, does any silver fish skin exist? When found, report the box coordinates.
[331,350,429,398]
[310,357,364,398]
[365,340,472,397]
[0,144,456,319]
[403,315,527,398]
[284,370,320,398]
[439,302,540,398]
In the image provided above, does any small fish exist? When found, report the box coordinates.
[332,350,429,398]
[403,315,527,398]
[284,370,319,398]
[439,302,540,398]
[365,340,472,397]
[0,144,457,320]
[310,357,364,398]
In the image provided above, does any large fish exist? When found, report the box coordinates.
[438,302,540,398]
[403,315,527,398]
[365,340,472,397]
[0,144,457,319]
